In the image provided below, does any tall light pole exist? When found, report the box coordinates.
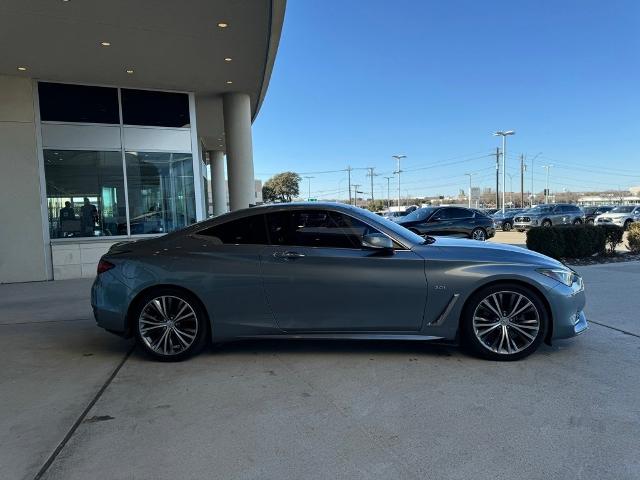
[529,152,542,206]
[506,173,514,207]
[464,173,475,208]
[542,164,553,204]
[303,176,314,201]
[493,130,515,213]
[392,155,406,210]
[383,176,393,210]
[352,184,361,208]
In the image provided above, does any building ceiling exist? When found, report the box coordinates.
[0,0,285,149]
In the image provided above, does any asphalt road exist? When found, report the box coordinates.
[1,264,639,480]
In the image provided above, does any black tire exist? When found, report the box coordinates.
[541,219,552,227]
[573,218,582,225]
[132,287,209,362]
[502,222,512,232]
[624,220,632,231]
[460,284,548,361]
[587,218,594,225]
[471,227,487,241]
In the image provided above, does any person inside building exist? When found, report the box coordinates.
[80,197,99,235]
[59,201,75,222]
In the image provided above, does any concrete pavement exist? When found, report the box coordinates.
[1,263,639,480]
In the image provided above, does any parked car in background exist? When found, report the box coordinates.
[492,208,527,232]
[397,206,495,240]
[92,202,587,362]
[382,205,418,221]
[581,205,614,224]
[482,208,499,216]
[594,205,640,230]
[514,204,584,231]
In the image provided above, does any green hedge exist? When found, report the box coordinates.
[526,225,619,259]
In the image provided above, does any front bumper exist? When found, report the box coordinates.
[547,280,588,340]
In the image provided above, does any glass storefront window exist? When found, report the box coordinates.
[125,152,196,234]
[44,150,127,238]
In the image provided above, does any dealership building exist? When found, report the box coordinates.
[0,0,285,283]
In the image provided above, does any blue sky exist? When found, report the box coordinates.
[252,0,640,200]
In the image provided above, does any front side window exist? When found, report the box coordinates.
[266,210,379,249]
[44,150,127,238]
[199,215,268,245]
[125,152,196,234]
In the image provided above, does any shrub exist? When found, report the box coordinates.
[526,227,566,259]
[627,222,640,254]
[599,224,624,255]
[526,225,606,259]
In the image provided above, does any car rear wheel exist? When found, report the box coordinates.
[587,218,594,224]
[471,227,487,241]
[624,220,632,230]
[502,222,512,232]
[542,219,552,227]
[573,218,582,225]
[461,285,547,361]
[133,289,209,361]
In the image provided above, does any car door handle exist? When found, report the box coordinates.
[273,251,306,259]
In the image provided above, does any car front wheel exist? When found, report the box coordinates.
[542,220,552,227]
[471,227,487,241]
[502,222,512,232]
[133,289,209,361]
[461,285,547,361]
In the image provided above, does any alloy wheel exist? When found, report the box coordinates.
[472,291,541,355]
[138,295,199,356]
[472,228,486,241]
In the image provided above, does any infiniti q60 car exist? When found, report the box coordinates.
[92,203,587,361]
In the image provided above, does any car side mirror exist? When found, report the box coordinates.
[362,233,394,251]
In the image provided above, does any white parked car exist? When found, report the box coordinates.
[594,205,640,230]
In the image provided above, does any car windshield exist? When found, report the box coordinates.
[401,207,436,222]
[529,205,554,214]
[355,207,427,244]
[610,206,634,213]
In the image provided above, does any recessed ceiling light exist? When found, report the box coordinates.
[226,80,233,84]
[100,41,111,47]
[217,22,229,28]
[224,57,232,62]
[17,66,28,71]
[126,68,134,74]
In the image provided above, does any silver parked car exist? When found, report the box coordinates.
[514,203,584,231]
[594,205,640,230]
[92,203,587,362]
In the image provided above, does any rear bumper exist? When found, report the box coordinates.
[91,272,130,336]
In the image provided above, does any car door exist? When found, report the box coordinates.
[260,208,428,332]
[553,205,568,224]
[424,208,455,236]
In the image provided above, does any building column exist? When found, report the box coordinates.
[222,92,255,211]
[208,150,227,216]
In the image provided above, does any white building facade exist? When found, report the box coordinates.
[0,0,285,283]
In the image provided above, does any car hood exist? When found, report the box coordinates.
[414,236,563,268]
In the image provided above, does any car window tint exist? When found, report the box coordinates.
[198,214,268,245]
[266,210,377,249]
[438,207,471,219]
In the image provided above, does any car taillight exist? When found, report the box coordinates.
[97,259,115,275]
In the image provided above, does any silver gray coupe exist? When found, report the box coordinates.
[92,203,587,361]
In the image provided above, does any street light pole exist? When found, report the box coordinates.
[464,173,475,208]
[493,130,515,214]
[383,176,393,210]
[303,176,314,201]
[392,155,406,210]
[352,184,361,208]
[542,164,553,204]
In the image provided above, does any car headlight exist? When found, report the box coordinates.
[537,268,581,287]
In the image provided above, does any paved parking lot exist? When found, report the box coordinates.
[1,262,640,480]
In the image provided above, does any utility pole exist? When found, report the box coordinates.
[520,154,525,208]
[495,147,500,208]
[383,176,393,210]
[352,184,361,208]
[494,130,515,214]
[464,173,475,208]
[542,164,553,204]
[345,166,353,205]
[392,155,406,210]
[366,167,377,207]
[303,176,314,201]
